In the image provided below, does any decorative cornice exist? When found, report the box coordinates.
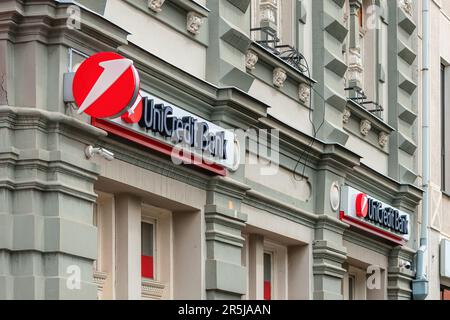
[243,188,317,229]
[118,44,269,131]
[248,42,316,86]
[346,99,395,134]
[206,176,251,201]
[0,0,130,50]
[347,165,423,214]
[142,278,165,300]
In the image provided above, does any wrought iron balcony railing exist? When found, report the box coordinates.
[345,86,384,119]
[250,26,308,75]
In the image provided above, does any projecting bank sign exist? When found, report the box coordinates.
[340,186,410,245]
[68,52,235,175]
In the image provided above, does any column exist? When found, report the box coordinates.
[248,234,264,300]
[115,194,142,300]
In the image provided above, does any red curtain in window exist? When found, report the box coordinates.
[264,281,271,300]
[141,255,154,279]
[443,289,450,301]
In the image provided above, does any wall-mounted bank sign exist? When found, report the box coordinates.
[94,92,236,175]
[340,186,410,245]
[66,52,235,176]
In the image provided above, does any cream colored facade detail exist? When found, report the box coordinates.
[186,11,203,35]
[329,182,340,212]
[245,50,259,70]
[399,0,413,17]
[273,67,287,88]
[378,132,389,148]
[343,109,351,124]
[141,279,166,300]
[148,0,165,13]
[260,0,278,25]
[93,271,108,300]
[360,119,372,136]
[347,48,364,85]
[298,83,310,105]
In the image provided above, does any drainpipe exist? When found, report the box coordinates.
[412,0,430,300]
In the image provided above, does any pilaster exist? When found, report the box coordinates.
[204,177,250,299]
[387,247,415,300]
[313,215,348,300]
[311,0,349,145]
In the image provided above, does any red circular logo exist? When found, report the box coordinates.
[73,52,141,119]
[355,193,369,218]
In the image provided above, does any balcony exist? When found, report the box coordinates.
[250,26,309,75]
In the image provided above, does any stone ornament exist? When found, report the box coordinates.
[330,182,341,212]
[347,47,363,84]
[399,0,413,17]
[260,0,278,24]
[298,83,310,105]
[148,0,165,13]
[343,109,351,124]
[245,50,259,70]
[379,132,389,148]
[273,67,287,88]
[360,119,372,136]
[187,11,203,35]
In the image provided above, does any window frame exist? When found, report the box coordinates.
[141,217,157,280]
[263,250,274,301]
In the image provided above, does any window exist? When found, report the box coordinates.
[348,275,356,300]
[345,0,382,117]
[141,221,155,279]
[441,286,450,300]
[263,252,273,300]
[250,0,295,48]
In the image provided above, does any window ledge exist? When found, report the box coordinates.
[171,0,210,17]
[345,99,394,134]
[248,42,316,86]
[141,278,166,300]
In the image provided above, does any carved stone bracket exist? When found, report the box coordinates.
[148,0,165,13]
[360,119,372,136]
[343,109,351,124]
[245,50,259,70]
[187,11,203,35]
[298,83,310,105]
[273,67,287,88]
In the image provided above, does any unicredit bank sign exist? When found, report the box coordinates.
[67,52,235,175]
[340,186,410,245]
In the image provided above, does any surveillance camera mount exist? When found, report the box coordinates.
[85,145,114,161]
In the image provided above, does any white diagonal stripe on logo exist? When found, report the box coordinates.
[78,59,133,114]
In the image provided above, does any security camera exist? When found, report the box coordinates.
[399,260,412,270]
[85,146,114,161]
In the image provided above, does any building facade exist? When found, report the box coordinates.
[425,0,450,301]
[0,0,434,300]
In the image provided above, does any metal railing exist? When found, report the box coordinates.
[250,26,308,74]
[345,86,384,119]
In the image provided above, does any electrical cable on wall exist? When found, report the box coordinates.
[293,53,327,182]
